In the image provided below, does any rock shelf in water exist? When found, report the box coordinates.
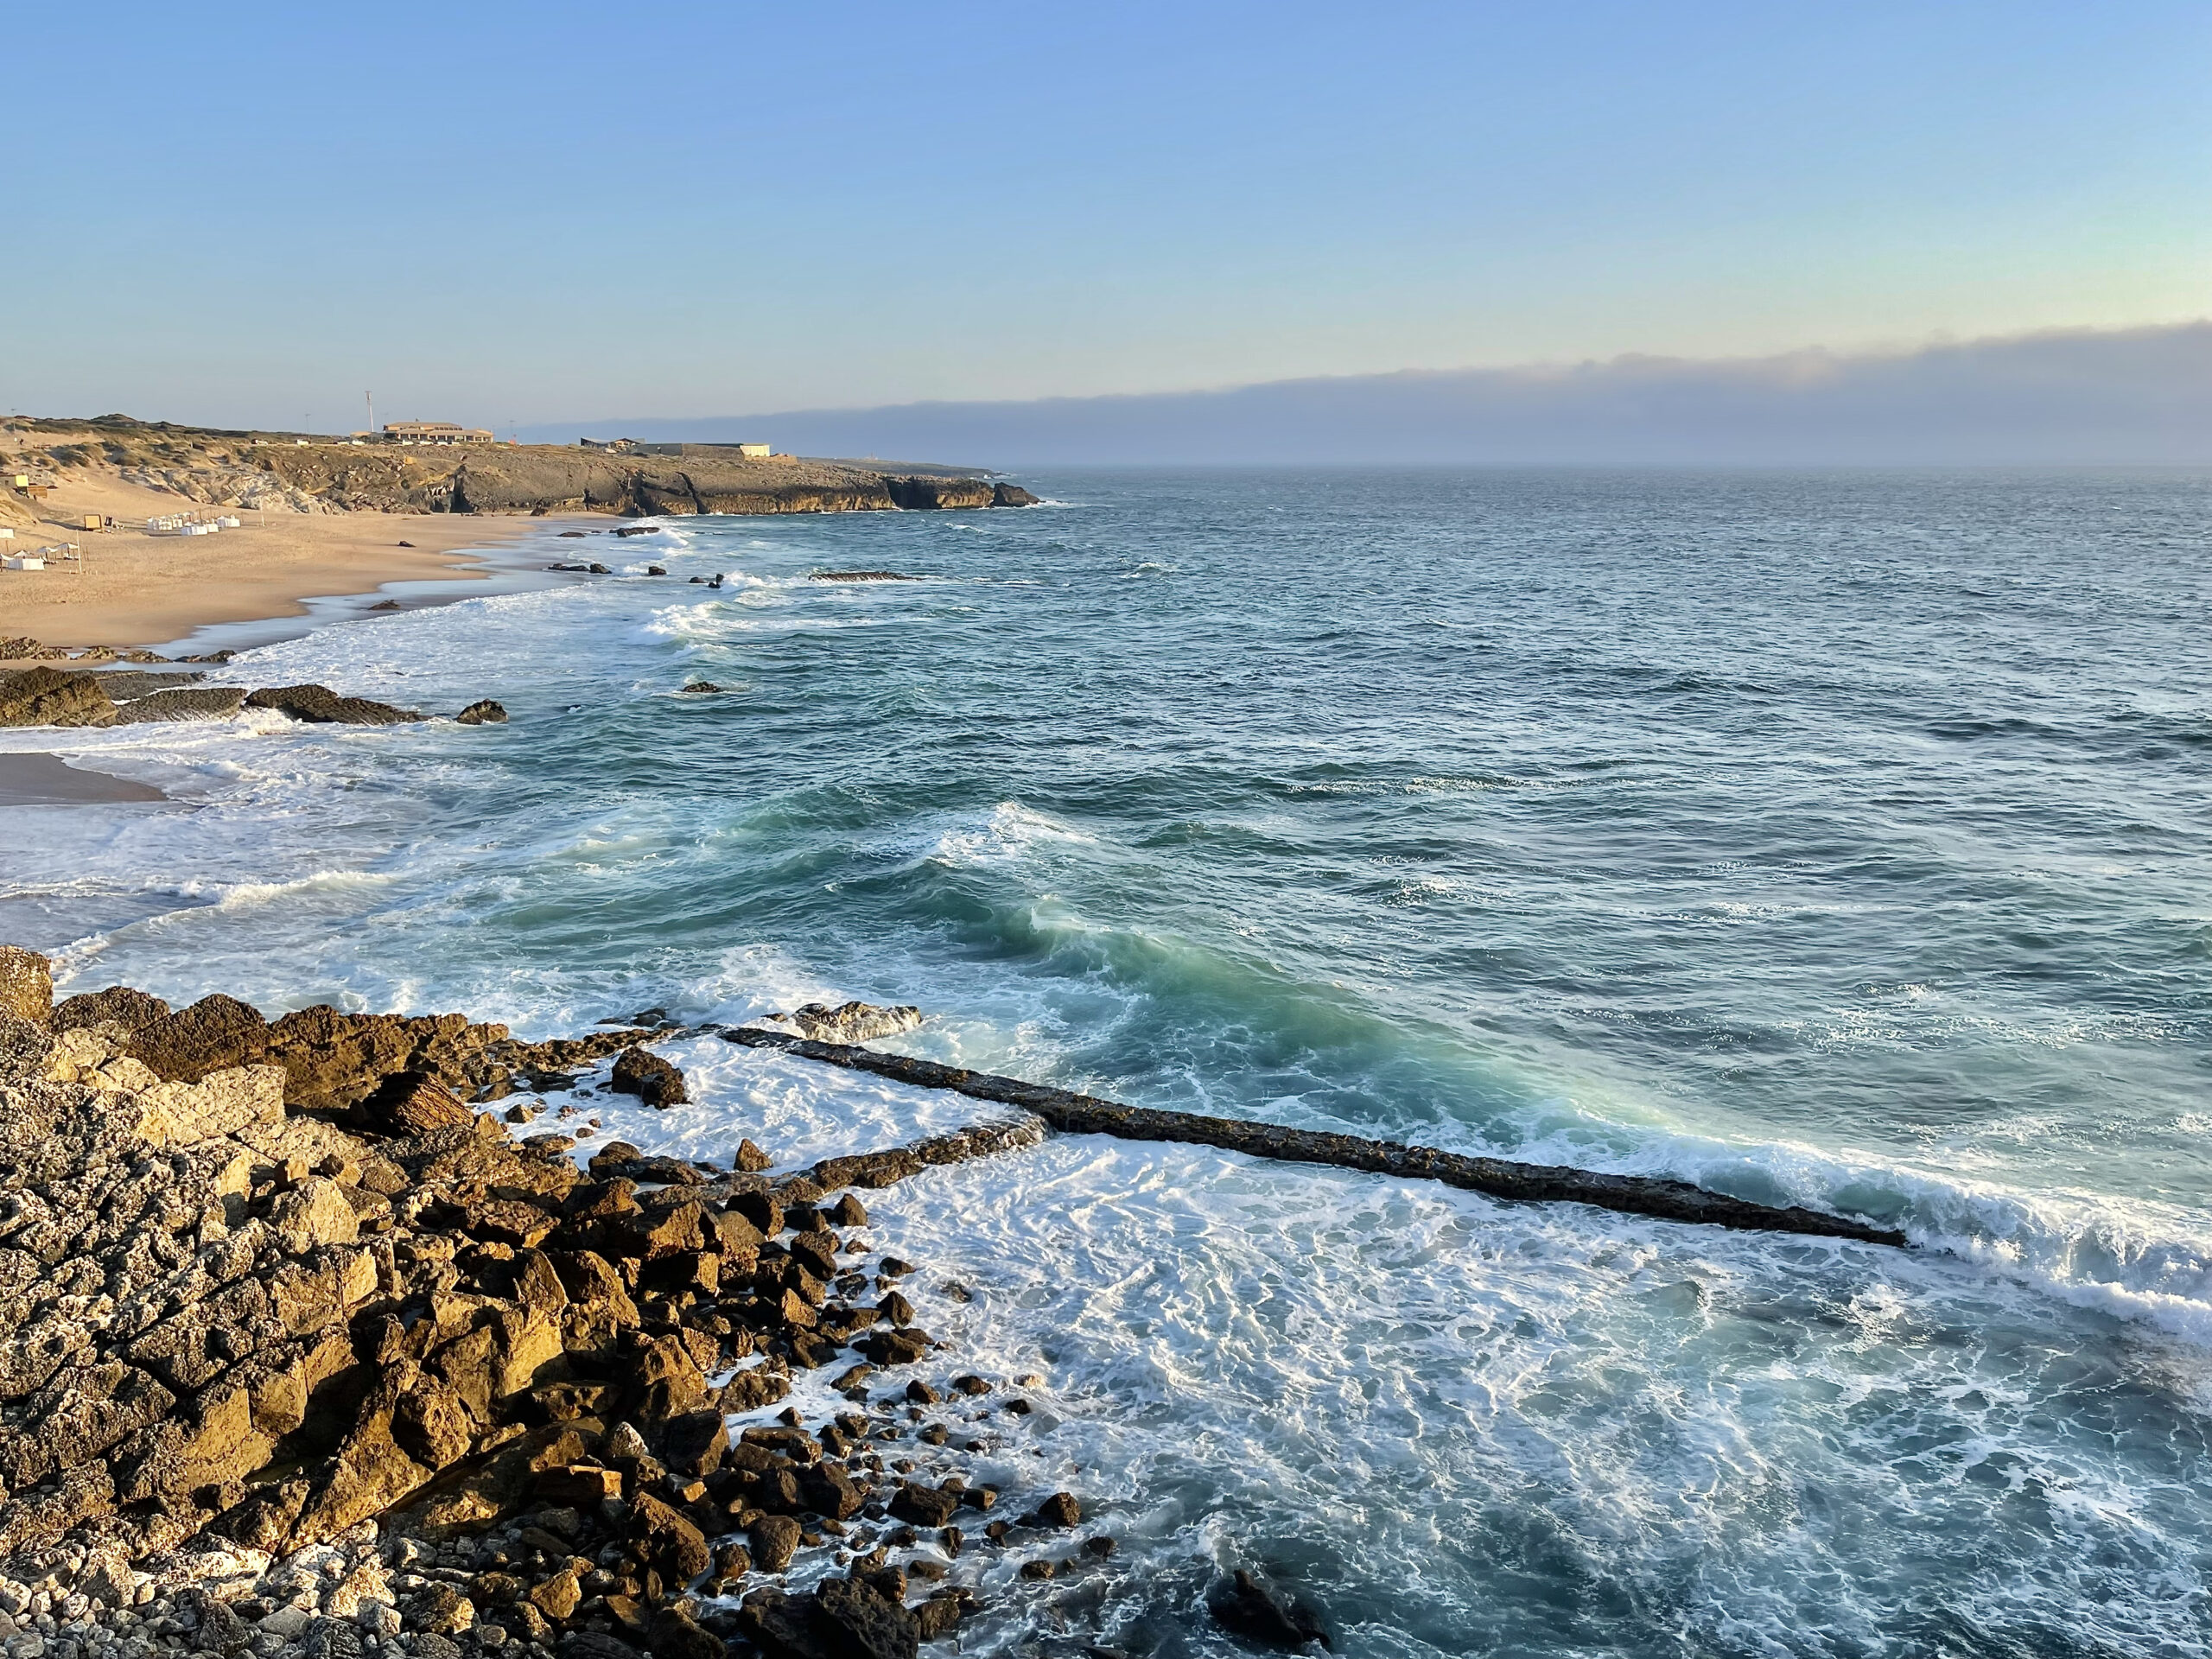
[720,1026,1910,1249]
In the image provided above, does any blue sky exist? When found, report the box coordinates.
[7,2,2205,430]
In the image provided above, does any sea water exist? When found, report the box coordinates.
[3,468,2208,1656]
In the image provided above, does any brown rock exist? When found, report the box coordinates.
[130,993,269,1083]
[360,1068,475,1135]
[529,1566,582,1621]
[735,1138,773,1173]
[658,1408,729,1478]
[889,1483,960,1529]
[1028,1491,1082,1529]
[0,667,120,728]
[50,983,168,1033]
[749,1513,803,1573]
[609,1045,688,1108]
[394,1379,475,1469]
[627,1491,711,1582]
[648,1605,728,1659]
[813,1573,921,1659]
[0,946,52,1024]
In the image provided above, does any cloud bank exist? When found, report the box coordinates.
[523,324,2212,467]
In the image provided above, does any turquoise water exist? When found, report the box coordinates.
[6,468,2209,1655]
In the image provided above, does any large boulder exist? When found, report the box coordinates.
[0,667,118,728]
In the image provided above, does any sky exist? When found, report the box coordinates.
[4,2,2206,435]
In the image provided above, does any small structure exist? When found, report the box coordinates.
[580,437,640,454]
[382,421,494,445]
[737,442,772,459]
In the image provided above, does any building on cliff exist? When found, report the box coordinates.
[382,421,493,445]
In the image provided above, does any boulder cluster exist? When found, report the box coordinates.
[0,950,1099,1659]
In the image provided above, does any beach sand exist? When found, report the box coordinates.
[1,467,543,648]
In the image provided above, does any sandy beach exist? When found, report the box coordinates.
[1,467,540,648]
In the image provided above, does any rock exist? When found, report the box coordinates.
[772,1001,922,1044]
[813,1573,921,1659]
[888,1484,960,1529]
[358,1069,476,1135]
[648,1605,726,1659]
[0,666,119,727]
[243,684,421,725]
[614,525,659,537]
[51,982,168,1033]
[0,945,51,1022]
[799,1464,865,1521]
[657,1409,728,1478]
[130,992,270,1082]
[1027,1491,1081,1529]
[368,599,403,611]
[861,1328,930,1368]
[876,1292,914,1327]
[1206,1568,1331,1650]
[557,1633,643,1659]
[827,1192,869,1227]
[749,1514,803,1573]
[645,565,668,576]
[609,1046,687,1108]
[115,686,248,722]
[678,681,720,694]
[992,483,1041,507]
[414,1583,475,1635]
[455,701,508,725]
[736,1137,773,1173]
[626,1491,711,1583]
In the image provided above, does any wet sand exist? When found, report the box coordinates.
[0,752,167,806]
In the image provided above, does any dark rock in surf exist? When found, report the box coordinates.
[645,565,667,576]
[115,686,246,722]
[610,1046,688,1108]
[1207,1568,1332,1650]
[680,682,721,695]
[766,1001,922,1044]
[368,599,403,611]
[455,700,508,725]
[991,483,1040,506]
[0,667,119,728]
[244,683,421,725]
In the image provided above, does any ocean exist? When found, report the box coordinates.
[5,467,2209,1656]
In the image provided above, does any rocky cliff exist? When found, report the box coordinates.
[2,418,1039,521]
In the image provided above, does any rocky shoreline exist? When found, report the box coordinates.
[0,639,502,733]
[0,953,1120,1659]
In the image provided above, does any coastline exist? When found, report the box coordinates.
[1,507,548,651]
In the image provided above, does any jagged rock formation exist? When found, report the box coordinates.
[0,950,1103,1658]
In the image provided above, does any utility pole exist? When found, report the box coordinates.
[365,391,375,437]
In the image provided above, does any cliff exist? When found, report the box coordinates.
[0,417,1039,520]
